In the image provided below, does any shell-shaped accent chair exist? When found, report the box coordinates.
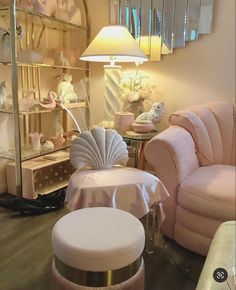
[65,127,168,219]
[70,126,129,170]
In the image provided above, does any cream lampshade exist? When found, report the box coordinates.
[80,25,148,64]
[80,25,148,129]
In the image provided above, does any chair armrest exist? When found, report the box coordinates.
[144,126,199,238]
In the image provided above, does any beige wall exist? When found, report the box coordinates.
[87,0,235,130]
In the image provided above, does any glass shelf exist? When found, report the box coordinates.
[0,7,88,31]
[121,130,159,141]
[0,61,89,71]
[0,140,72,162]
[0,101,87,115]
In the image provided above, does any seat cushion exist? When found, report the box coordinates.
[178,165,235,221]
[52,207,145,272]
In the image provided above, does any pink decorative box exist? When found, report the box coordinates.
[6,151,75,199]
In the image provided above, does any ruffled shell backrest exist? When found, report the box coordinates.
[70,127,129,170]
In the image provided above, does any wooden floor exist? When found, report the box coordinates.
[0,206,205,290]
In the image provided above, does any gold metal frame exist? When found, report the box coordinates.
[10,0,22,197]
[7,0,90,198]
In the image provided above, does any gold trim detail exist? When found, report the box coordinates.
[54,256,142,287]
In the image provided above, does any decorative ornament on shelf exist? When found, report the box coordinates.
[0,21,24,62]
[64,129,77,141]
[120,71,162,119]
[39,91,56,110]
[56,73,77,104]
[51,133,66,147]
[19,90,39,111]
[53,48,80,67]
[42,140,55,152]
[0,80,7,109]
[29,132,43,151]
[0,21,23,38]
[55,50,70,67]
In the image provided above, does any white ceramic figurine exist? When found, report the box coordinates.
[57,73,77,104]
[55,50,70,67]
[135,102,165,124]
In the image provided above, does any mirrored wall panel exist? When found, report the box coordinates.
[138,0,152,56]
[109,0,120,25]
[149,0,164,60]
[186,0,201,41]
[173,0,188,48]
[109,0,214,61]
[199,0,214,34]
[119,0,129,27]
[130,0,141,39]
[161,0,176,54]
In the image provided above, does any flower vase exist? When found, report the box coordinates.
[128,101,144,119]
[114,112,134,133]
[29,132,43,151]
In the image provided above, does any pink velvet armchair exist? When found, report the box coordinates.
[144,101,235,256]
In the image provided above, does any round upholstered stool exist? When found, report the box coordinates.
[51,207,145,290]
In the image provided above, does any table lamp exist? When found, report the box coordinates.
[80,25,148,128]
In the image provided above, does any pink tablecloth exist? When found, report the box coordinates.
[65,167,169,220]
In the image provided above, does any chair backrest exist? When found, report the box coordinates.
[169,101,235,166]
[70,127,129,170]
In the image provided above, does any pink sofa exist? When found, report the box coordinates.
[144,101,235,256]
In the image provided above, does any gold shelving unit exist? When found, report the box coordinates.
[0,0,90,198]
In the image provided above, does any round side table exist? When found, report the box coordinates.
[121,130,158,170]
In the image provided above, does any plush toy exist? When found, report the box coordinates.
[135,102,165,124]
